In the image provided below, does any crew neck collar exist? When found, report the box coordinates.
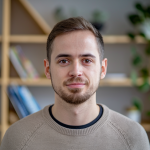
[42,103,109,136]
[49,104,103,129]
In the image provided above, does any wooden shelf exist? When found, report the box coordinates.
[9,78,131,87]
[103,35,146,44]
[141,123,150,132]
[100,78,132,86]
[0,35,147,44]
[10,35,47,43]
[100,77,146,86]
[6,77,147,87]
[9,35,148,44]
[9,78,52,86]
[7,77,150,87]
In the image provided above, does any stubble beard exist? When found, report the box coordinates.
[50,73,101,105]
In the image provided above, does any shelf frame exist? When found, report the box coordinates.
[1,0,11,139]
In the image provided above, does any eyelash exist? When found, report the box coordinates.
[59,59,69,64]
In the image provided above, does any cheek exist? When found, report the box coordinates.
[51,65,68,83]
[86,65,101,83]
[91,63,101,76]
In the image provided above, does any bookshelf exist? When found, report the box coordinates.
[0,0,150,142]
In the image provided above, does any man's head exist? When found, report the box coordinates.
[44,17,107,105]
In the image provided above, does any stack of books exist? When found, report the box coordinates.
[7,85,41,119]
[9,46,39,79]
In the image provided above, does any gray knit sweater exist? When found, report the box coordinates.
[0,104,149,150]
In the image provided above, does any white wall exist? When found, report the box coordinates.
[27,0,150,34]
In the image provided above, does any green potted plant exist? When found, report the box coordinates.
[127,2,150,121]
[90,10,107,31]
[53,7,78,23]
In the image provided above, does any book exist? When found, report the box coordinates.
[105,73,127,79]
[7,86,30,119]
[9,46,40,79]
[17,86,41,114]
[15,46,39,79]
[9,47,28,79]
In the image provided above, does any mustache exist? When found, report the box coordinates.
[63,77,88,86]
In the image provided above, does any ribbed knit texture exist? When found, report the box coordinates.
[0,104,149,150]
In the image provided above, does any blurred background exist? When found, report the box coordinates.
[0,0,150,142]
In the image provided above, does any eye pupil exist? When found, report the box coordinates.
[61,60,67,63]
[85,59,90,63]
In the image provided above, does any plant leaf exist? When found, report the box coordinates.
[145,6,150,18]
[135,3,145,13]
[127,32,135,40]
[145,44,150,55]
[138,79,150,92]
[131,47,137,55]
[132,97,142,111]
[140,68,149,78]
[139,32,146,38]
[128,14,143,25]
[132,55,142,66]
[146,111,150,116]
[148,96,150,101]
[147,6,150,14]
[130,70,137,85]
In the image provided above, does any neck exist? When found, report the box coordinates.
[52,93,99,126]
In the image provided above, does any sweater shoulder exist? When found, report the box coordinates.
[108,109,149,150]
[0,109,45,150]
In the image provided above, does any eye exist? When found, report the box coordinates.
[59,59,69,64]
[82,59,92,64]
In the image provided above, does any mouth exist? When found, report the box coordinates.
[66,83,85,88]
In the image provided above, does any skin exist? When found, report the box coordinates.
[44,30,107,126]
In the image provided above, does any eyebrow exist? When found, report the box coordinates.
[55,53,96,60]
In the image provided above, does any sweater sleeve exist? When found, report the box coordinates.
[0,126,18,150]
[109,109,150,150]
[0,110,44,150]
[131,124,150,150]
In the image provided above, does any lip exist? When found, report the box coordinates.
[66,83,85,88]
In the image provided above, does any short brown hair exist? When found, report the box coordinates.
[46,17,104,63]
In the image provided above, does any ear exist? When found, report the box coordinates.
[44,59,51,79]
[100,58,107,79]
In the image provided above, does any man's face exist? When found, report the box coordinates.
[44,30,107,105]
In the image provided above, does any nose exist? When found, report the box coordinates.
[68,60,83,77]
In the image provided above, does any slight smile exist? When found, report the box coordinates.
[66,83,85,88]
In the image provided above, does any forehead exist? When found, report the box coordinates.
[52,30,99,57]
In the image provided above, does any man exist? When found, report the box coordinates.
[0,17,149,150]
